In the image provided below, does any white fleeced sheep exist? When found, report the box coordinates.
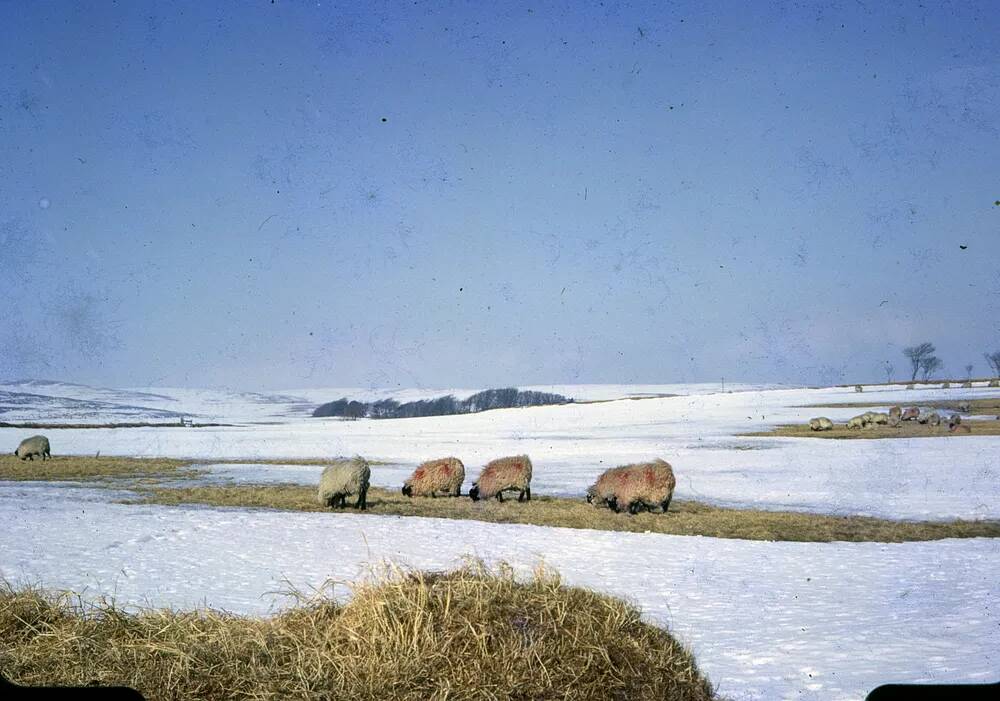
[317,456,371,510]
[14,435,50,461]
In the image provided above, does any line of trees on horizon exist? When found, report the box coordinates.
[887,343,1000,383]
[312,387,572,420]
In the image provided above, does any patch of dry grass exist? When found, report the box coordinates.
[0,562,717,701]
[746,421,1000,439]
[0,454,195,482]
[0,455,389,486]
[128,485,1000,543]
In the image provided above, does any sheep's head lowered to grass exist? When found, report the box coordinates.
[587,460,676,515]
[402,457,465,498]
[469,455,532,503]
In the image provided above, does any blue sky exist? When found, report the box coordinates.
[1,0,998,390]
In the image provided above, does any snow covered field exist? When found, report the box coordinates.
[2,483,997,701]
[0,379,784,423]
[2,380,999,699]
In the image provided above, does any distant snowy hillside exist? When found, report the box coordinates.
[0,379,794,425]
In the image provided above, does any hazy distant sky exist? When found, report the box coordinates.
[1,1,998,391]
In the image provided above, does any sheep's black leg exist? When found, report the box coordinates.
[356,488,367,511]
[496,492,504,503]
[661,495,672,513]
[525,486,531,502]
[518,489,525,502]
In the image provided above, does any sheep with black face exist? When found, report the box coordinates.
[318,456,370,511]
[14,435,50,461]
[469,455,532,503]
[402,457,465,497]
[587,460,676,515]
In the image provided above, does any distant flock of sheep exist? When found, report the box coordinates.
[809,404,972,433]
[318,454,676,515]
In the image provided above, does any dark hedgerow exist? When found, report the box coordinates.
[312,387,572,419]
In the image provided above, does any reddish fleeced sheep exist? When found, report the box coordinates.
[402,457,465,497]
[469,455,532,503]
[587,459,676,515]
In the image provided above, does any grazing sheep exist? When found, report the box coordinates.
[989,379,999,388]
[14,435,50,461]
[870,412,890,425]
[956,402,971,413]
[960,381,972,388]
[587,460,676,514]
[469,455,533,503]
[846,415,866,430]
[941,382,950,389]
[856,411,884,429]
[905,383,915,390]
[317,456,370,510]
[917,411,941,426]
[949,424,972,434]
[947,414,961,429]
[887,406,903,427]
[402,457,465,497]
[808,417,834,431]
[854,385,864,393]
[901,407,920,421]
[586,465,628,507]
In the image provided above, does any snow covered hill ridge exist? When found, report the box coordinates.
[0,378,795,424]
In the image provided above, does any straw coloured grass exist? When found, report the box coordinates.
[0,562,717,701]
[0,454,194,482]
[0,455,390,483]
[128,485,1000,543]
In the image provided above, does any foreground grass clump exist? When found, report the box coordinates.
[130,485,1000,543]
[0,454,194,482]
[746,421,1000,439]
[0,563,717,701]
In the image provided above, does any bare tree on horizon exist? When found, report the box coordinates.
[920,355,943,381]
[903,343,936,381]
[985,351,1000,378]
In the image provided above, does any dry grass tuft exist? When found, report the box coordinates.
[128,485,1000,543]
[0,562,717,701]
[0,455,195,482]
